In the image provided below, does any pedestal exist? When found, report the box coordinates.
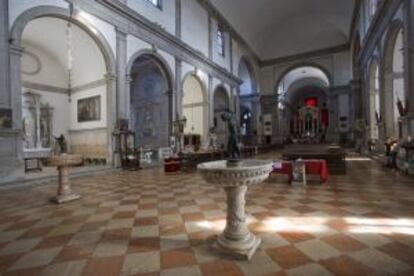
[52,166,80,204]
[216,185,261,260]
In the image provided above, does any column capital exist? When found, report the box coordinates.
[10,44,24,57]
[105,73,117,81]
[116,27,128,40]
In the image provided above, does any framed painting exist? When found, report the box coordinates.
[77,95,101,122]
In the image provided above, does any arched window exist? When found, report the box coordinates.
[217,25,225,57]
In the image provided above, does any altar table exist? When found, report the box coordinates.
[271,159,328,184]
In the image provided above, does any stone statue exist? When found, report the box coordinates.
[54,134,68,154]
[221,110,241,160]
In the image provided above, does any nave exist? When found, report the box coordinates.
[0,151,412,275]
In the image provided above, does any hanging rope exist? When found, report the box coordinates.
[67,3,74,102]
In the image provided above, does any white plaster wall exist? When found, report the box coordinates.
[158,49,176,80]
[259,66,275,94]
[181,62,195,80]
[182,75,205,136]
[333,51,352,86]
[181,62,208,87]
[71,24,106,86]
[127,0,176,35]
[21,44,68,88]
[181,0,209,57]
[69,86,107,130]
[126,35,151,64]
[75,10,117,58]
[8,0,68,28]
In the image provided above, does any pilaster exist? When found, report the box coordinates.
[175,0,181,38]
[175,57,182,118]
[116,27,128,120]
[0,0,10,107]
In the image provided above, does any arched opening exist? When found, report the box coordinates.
[129,53,172,150]
[182,73,207,149]
[238,57,257,144]
[383,24,405,139]
[368,59,380,142]
[213,86,230,149]
[20,16,111,173]
[277,65,331,142]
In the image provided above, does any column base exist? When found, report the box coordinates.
[215,233,261,260]
[52,193,81,204]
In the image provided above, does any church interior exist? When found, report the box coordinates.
[0,0,414,275]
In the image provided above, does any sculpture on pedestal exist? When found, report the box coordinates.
[221,110,241,160]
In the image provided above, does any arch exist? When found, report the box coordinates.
[10,5,116,165]
[181,72,208,139]
[129,52,173,149]
[126,49,174,90]
[275,62,333,93]
[213,84,230,110]
[181,71,208,103]
[381,20,405,138]
[11,6,115,74]
[238,56,257,95]
[277,64,331,139]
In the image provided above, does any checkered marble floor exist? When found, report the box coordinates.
[0,153,414,275]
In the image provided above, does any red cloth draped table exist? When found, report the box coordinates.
[164,157,181,173]
[271,160,328,184]
[271,161,293,183]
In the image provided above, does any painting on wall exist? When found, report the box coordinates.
[0,108,12,129]
[77,95,101,122]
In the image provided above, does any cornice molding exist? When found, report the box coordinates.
[97,0,242,86]
[260,44,350,67]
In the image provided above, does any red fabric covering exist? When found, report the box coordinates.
[304,159,328,183]
[321,109,329,127]
[271,161,293,183]
[271,160,328,184]
[164,158,181,173]
[305,97,318,107]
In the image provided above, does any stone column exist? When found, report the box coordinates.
[175,0,181,38]
[217,185,260,260]
[9,44,24,160]
[105,73,117,164]
[405,1,414,136]
[208,75,214,126]
[175,57,182,119]
[0,0,10,107]
[116,28,128,120]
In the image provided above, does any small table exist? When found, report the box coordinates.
[271,159,328,184]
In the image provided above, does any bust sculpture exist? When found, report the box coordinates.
[221,109,241,160]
